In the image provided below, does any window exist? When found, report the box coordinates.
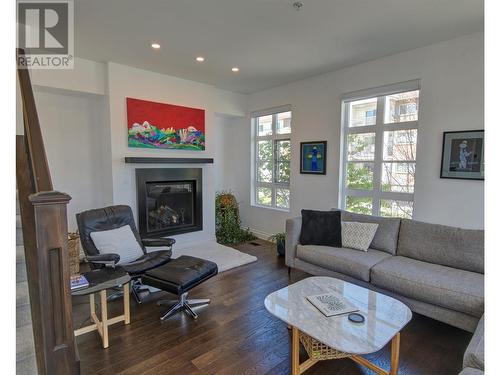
[365,109,376,118]
[349,98,377,127]
[341,82,419,218]
[252,109,291,210]
[396,163,409,174]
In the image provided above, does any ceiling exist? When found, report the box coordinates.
[74,0,483,94]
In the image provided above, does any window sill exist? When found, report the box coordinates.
[251,203,290,213]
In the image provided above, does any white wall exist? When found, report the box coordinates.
[213,115,248,195]
[106,62,247,243]
[33,87,112,231]
[235,32,484,235]
[31,57,107,96]
[214,115,230,192]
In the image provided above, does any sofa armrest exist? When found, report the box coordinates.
[285,217,302,268]
[463,314,484,371]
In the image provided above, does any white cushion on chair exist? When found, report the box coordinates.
[90,225,143,264]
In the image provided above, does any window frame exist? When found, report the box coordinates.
[340,83,419,217]
[251,109,291,211]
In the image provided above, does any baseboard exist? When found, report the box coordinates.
[245,227,272,241]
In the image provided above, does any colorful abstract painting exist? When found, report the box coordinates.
[127,98,205,150]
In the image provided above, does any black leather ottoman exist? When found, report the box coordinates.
[142,255,218,320]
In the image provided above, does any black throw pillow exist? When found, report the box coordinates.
[300,209,342,247]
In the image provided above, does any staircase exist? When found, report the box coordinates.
[16,50,80,374]
[16,193,37,374]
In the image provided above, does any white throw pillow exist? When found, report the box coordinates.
[341,221,379,252]
[90,225,144,264]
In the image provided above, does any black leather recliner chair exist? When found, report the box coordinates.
[76,205,175,303]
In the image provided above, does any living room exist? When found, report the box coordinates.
[7,0,498,374]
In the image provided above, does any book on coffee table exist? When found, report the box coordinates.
[306,293,359,317]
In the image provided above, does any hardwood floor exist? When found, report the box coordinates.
[73,240,471,375]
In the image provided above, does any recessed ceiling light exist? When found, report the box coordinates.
[196,56,205,62]
[151,43,161,49]
[232,67,240,72]
[292,1,304,11]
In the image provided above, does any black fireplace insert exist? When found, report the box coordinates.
[136,168,202,238]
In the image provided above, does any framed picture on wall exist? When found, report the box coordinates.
[300,141,327,174]
[440,130,484,180]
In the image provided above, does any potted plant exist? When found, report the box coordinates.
[215,192,256,244]
[268,232,286,256]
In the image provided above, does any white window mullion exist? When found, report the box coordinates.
[271,117,277,208]
[255,182,276,189]
[345,188,374,197]
[252,122,258,205]
[380,191,414,201]
[256,135,273,141]
[274,134,291,141]
[339,102,350,209]
[345,125,378,134]
[383,121,418,131]
[272,115,277,209]
[371,96,385,216]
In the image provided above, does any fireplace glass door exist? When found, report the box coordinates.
[146,181,195,233]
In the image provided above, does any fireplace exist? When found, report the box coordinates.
[136,168,202,238]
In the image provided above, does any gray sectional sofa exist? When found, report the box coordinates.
[460,315,484,374]
[286,210,484,374]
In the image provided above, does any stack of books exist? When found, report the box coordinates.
[70,275,89,291]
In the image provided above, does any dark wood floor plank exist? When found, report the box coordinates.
[73,239,471,375]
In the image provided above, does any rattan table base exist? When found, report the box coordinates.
[292,327,401,375]
[299,331,353,360]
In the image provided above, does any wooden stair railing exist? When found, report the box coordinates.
[16,49,80,375]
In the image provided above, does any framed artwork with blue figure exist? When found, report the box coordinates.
[440,130,484,180]
[300,141,327,175]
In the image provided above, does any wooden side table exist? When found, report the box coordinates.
[72,267,131,348]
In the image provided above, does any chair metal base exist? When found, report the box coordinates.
[157,292,210,320]
[104,280,148,304]
[130,279,151,304]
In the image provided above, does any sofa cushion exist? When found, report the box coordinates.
[371,256,484,317]
[341,222,379,251]
[463,315,484,370]
[296,245,391,282]
[397,219,484,273]
[341,210,401,255]
[300,210,342,247]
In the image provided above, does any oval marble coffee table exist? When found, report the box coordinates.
[264,276,412,375]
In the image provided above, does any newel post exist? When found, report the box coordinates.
[29,191,79,375]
